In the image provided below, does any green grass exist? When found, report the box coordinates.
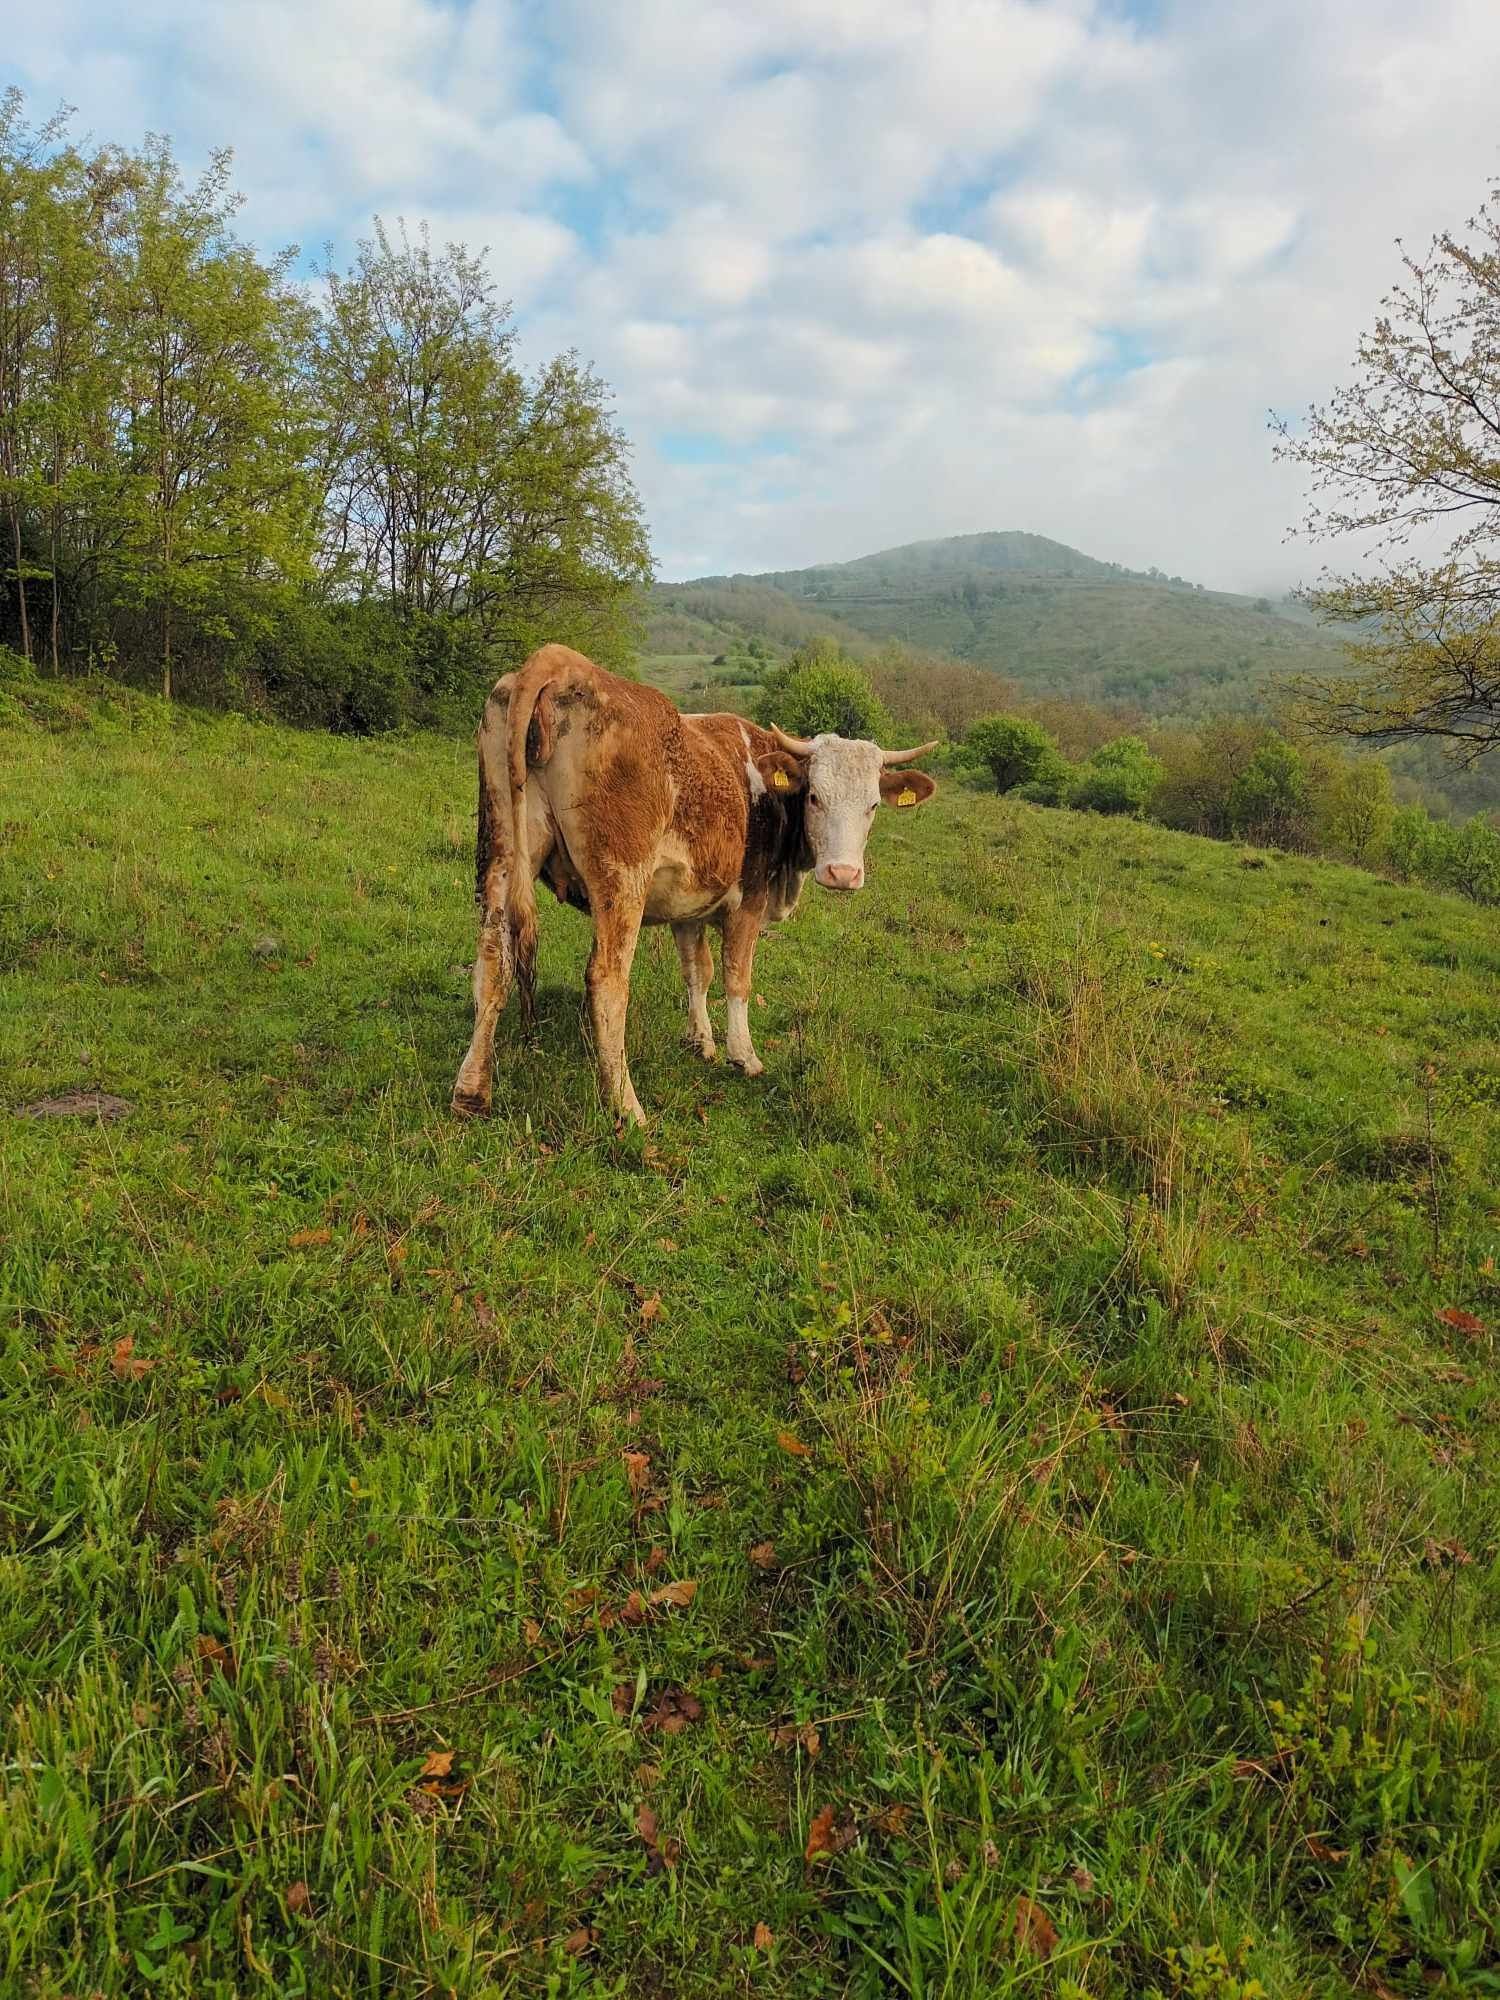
[3,699,1499,1998]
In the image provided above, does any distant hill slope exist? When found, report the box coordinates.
[646,532,1500,817]
[668,530,1347,718]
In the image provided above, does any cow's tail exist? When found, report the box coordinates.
[506,668,545,1026]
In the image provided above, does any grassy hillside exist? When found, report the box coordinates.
[3,699,1498,1997]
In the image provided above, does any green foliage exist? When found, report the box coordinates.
[1067,733,1165,816]
[1227,737,1311,847]
[0,92,650,724]
[4,702,1499,1996]
[1276,177,1500,757]
[1388,805,1500,905]
[754,641,893,739]
[964,713,1068,793]
[1315,755,1395,861]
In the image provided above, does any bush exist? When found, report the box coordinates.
[1315,756,1395,861]
[1015,762,1076,806]
[1067,735,1164,816]
[964,714,1068,793]
[755,643,892,740]
[1227,739,1311,847]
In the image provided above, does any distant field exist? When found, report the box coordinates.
[3,701,1498,1996]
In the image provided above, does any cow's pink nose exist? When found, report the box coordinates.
[818,863,863,892]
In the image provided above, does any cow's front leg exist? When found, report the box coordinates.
[721,903,765,1076]
[673,922,716,1060]
[586,884,648,1126]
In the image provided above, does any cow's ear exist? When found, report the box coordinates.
[879,769,937,809]
[755,750,806,797]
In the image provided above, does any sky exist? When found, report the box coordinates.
[6,0,1499,591]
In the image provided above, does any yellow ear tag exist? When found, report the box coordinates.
[773,768,791,789]
[897,787,917,807]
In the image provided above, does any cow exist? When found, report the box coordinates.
[450,643,938,1126]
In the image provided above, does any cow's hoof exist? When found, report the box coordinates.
[729,1053,765,1078]
[450,1088,491,1119]
[685,1035,718,1062]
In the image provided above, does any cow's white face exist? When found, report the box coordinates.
[799,735,937,892]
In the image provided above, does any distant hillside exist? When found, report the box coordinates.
[739,530,1349,716]
[649,532,1499,817]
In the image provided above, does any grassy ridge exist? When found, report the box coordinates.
[2,703,1498,1997]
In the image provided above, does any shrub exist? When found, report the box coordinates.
[1067,735,1164,816]
[1227,739,1310,847]
[1450,814,1500,903]
[1315,755,1395,861]
[755,643,892,740]
[964,714,1068,794]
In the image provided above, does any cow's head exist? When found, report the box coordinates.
[760,727,939,892]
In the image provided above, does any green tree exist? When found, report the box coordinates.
[1067,735,1163,816]
[108,138,317,697]
[1227,738,1310,846]
[315,222,650,679]
[754,641,891,739]
[1275,179,1500,761]
[1315,756,1395,861]
[964,714,1067,793]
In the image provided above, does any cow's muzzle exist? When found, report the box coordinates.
[816,864,864,892]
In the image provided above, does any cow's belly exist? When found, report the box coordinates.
[642,833,741,924]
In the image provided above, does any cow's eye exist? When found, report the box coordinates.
[808,792,821,809]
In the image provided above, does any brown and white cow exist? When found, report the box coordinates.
[450,643,938,1125]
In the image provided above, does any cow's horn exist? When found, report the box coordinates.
[771,725,815,757]
[880,739,940,766]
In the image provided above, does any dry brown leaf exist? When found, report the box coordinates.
[777,1431,812,1458]
[869,1803,911,1838]
[286,1880,312,1916]
[638,1294,663,1325]
[637,1803,680,1873]
[1013,1895,1058,1959]
[650,1578,698,1610]
[753,1921,774,1949]
[562,1926,595,1957]
[642,1687,703,1735]
[620,1591,648,1626]
[623,1449,652,1499]
[1305,1834,1351,1864]
[288,1227,331,1249]
[643,1543,667,1575]
[748,1540,778,1569]
[194,1634,233,1674]
[418,1749,455,1779]
[1436,1306,1485,1336]
[771,1721,821,1758]
[110,1336,157,1383]
[804,1804,837,1861]
[1423,1537,1473,1569]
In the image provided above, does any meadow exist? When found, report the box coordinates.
[2,697,1498,1998]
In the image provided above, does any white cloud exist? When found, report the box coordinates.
[6,0,1500,591]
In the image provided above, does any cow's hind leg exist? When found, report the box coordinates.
[453,686,516,1117]
[451,818,512,1117]
[673,921,716,1060]
[586,883,648,1126]
[721,902,765,1076]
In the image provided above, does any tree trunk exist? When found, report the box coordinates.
[162,597,172,700]
[9,502,31,661]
